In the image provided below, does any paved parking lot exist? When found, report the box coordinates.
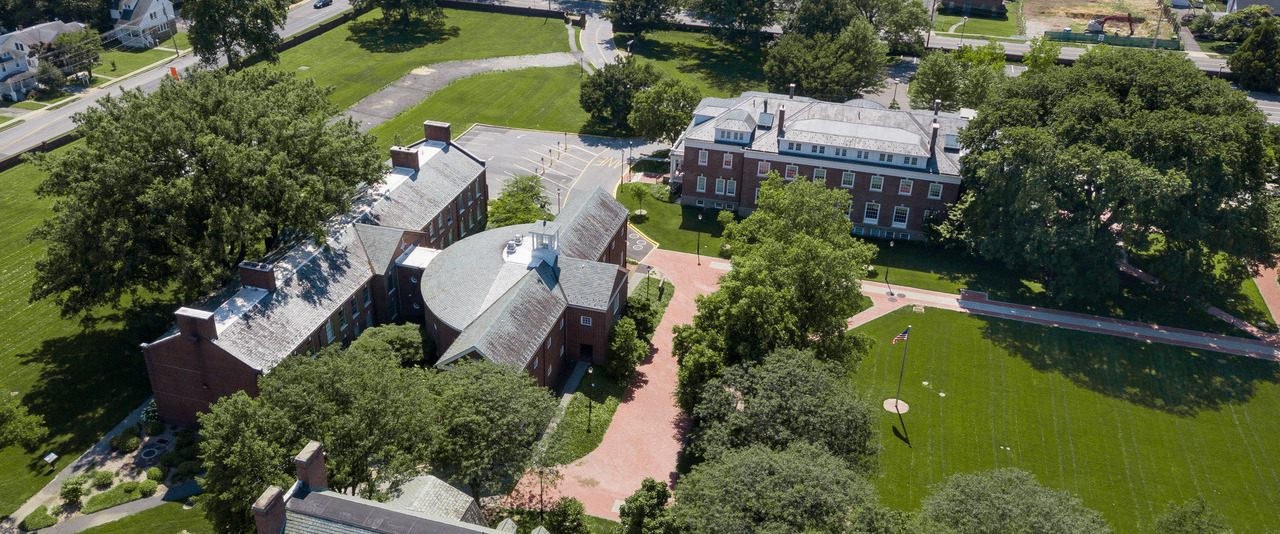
[455,124,662,261]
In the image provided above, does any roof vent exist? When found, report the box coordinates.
[506,241,516,253]
[513,234,523,245]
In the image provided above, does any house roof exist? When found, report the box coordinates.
[384,476,485,527]
[284,487,502,534]
[558,257,624,312]
[553,187,629,261]
[354,223,409,276]
[363,141,484,232]
[436,266,567,369]
[0,21,87,50]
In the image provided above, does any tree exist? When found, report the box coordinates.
[955,42,1007,109]
[689,348,878,472]
[605,0,677,40]
[949,47,1280,303]
[183,0,289,69]
[619,478,672,534]
[1188,12,1215,37]
[919,468,1113,534]
[627,183,648,212]
[259,348,436,498]
[348,323,431,365]
[1152,498,1231,534]
[687,0,777,47]
[908,51,962,111]
[721,173,864,257]
[605,316,648,380]
[36,61,67,91]
[785,0,855,37]
[668,442,878,534]
[60,478,85,506]
[29,69,384,318]
[1229,17,1280,93]
[581,57,662,127]
[198,392,300,534]
[426,360,557,500]
[881,0,931,55]
[629,78,701,144]
[52,29,103,81]
[1022,37,1062,73]
[351,0,445,24]
[1210,5,1273,42]
[624,294,660,338]
[765,19,887,102]
[0,397,47,450]
[489,175,555,228]
[544,497,592,534]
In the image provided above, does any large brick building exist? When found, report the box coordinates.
[670,92,969,241]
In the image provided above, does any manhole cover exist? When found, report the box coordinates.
[140,448,160,460]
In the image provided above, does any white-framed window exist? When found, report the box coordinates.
[892,206,909,228]
[785,165,799,179]
[810,145,825,154]
[696,175,706,193]
[869,176,883,192]
[698,150,708,165]
[581,316,593,326]
[870,228,881,237]
[898,179,913,196]
[726,180,737,196]
[879,153,886,162]
[734,131,744,141]
[560,318,565,330]
[841,171,854,188]
[325,321,335,342]
[754,188,760,202]
[350,300,360,318]
[853,226,864,235]
[715,178,726,195]
[757,161,770,176]
[338,310,347,330]
[723,153,733,168]
[835,148,848,157]
[813,169,826,183]
[928,183,943,199]
[907,156,920,166]
[886,154,895,163]
[864,202,880,224]
[696,199,705,206]
[857,150,867,159]
[786,142,798,151]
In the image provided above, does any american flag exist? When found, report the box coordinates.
[891,327,910,344]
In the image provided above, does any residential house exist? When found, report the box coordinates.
[669,92,969,241]
[108,0,176,49]
[0,21,88,101]
[252,441,516,534]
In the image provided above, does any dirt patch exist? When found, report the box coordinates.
[1024,0,1171,38]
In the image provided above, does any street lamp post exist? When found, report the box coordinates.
[696,212,703,265]
[959,17,969,48]
[557,188,562,214]
[926,0,938,49]
[585,365,595,434]
[886,240,895,296]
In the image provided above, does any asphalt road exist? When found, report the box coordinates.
[0,0,353,159]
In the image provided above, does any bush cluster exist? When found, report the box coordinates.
[20,505,58,530]
[59,477,85,505]
[146,420,165,436]
[176,460,205,476]
[624,295,660,339]
[604,317,648,381]
[119,481,139,493]
[91,469,115,488]
[146,466,166,482]
[139,479,159,497]
[109,426,142,452]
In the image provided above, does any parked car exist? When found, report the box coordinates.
[313,0,332,8]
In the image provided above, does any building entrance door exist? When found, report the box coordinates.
[580,343,593,362]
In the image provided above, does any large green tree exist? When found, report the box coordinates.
[786,0,928,54]
[51,29,103,81]
[605,0,677,40]
[347,323,431,365]
[908,51,963,111]
[198,392,300,534]
[580,57,662,127]
[1152,498,1231,534]
[619,478,673,534]
[352,0,445,24]
[426,360,557,501]
[945,46,1280,303]
[1022,36,1062,73]
[1229,17,1280,93]
[629,77,702,144]
[955,42,1007,109]
[488,174,555,228]
[29,69,384,318]
[918,468,1113,534]
[0,397,48,450]
[689,348,878,472]
[182,0,289,69]
[765,19,887,102]
[686,0,777,47]
[667,442,879,534]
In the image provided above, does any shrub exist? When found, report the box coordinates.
[175,429,199,448]
[91,469,114,488]
[624,296,659,338]
[120,426,139,439]
[605,317,648,380]
[649,183,671,203]
[544,497,591,534]
[146,466,165,481]
[176,445,197,461]
[119,480,139,493]
[141,400,159,424]
[139,479,159,497]
[59,478,84,505]
[119,435,141,452]
[20,505,58,530]
[159,451,181,466]
[146,420,165,436]
[176,460,204,476]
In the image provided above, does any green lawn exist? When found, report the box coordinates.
[77,501,213,534]
[615,183,727,256]
[166,33,190,51]
[933,2,1023,37]
[371,65,589,150]
[851,307,1280,533]
[82,483,146,514]
[270,8,570,111]
[0,154,170,518]
[100,47,173,76]
[1196,39,1239,56]
[616,30,767,99]
[0,115,9,125]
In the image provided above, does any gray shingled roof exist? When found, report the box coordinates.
[354,223,408,276]
[420,222,538,331]
[284,489,502,534]
[559,257,623,311]
[385,476,485,527]
[0,21,87,48]
[716,108,757,131]
[212,227,373,371]
[365,141,484,232]
[554,187,628,262]
[437,267,567,369]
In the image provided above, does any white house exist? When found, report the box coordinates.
[0,21,88,102]
[109,0,177,49]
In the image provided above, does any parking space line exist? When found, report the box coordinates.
[561,148,611,209]
[512,163,538,175]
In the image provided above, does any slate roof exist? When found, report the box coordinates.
[364,141,484,232]
[554,187,628,262]
[354,223,408,276]
[385,477,485,527]
[420,222,538,331]
[559,257,624,312]
[437,267,567,369]
[284,488,502,534]
[716,108,757,131]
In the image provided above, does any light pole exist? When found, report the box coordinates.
[926,0,938,49]
[585,365,595,434]
[885,240,895,296]
[696,212,703,265]
[557,188,562,214]
[959,17,969,48]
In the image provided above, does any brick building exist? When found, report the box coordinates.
[142,121,491,426]
[670,92,969,241]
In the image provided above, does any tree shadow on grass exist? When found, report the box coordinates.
[628,33,766,96]
[346,18,461,54]
[978,314,1280,416]
[14,298,179,473]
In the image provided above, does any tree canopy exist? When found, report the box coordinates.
[619,478,673,534]
[51,29,103,80]
[198,392,301,534]
[347,323,431,365]
[765,19,887,102]
[1152,498,1232,534]
[942,47,1280,303]
[0,397,48,450]
[581,57,662,127]
[183,0,289,68]
[919,468,1113,534]
[1229,16,1280,93]
[605,0,677,40]
[352,0,445,24]
[687,0,777,47]
[488,174,555,228]
[908,51,963,111]
[630,77,702,144]
[29,69,384,318]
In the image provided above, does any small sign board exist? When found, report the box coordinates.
[43,452,58,465]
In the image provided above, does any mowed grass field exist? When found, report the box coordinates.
[851,307,1280,533]
[77,502,212,534]
[269,8,570,110]
[0,154,168,518]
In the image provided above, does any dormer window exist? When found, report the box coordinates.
[810,145,825,154]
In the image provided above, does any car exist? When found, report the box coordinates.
[313,0,332,8]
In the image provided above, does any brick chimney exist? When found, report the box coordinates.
[788,83,795,99]
[252,485,286,534]
[294,441,328,490]
[238,261,277,292]
[174,307,217,340]
[928,120,940,165]
[423,120,451,143]
[390,146,421,171]
[777,106,785,138]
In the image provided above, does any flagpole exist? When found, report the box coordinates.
[894,325,911,412]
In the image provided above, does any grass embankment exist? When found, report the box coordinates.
[852,307,1280,533]
[615,30,766,99]
[271,8,570,110]
[933,1,1024,36]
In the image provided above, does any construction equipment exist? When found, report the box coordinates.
[1086,13,1136,35]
